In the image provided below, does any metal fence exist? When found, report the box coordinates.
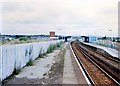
[95,40,116,49]
[115,42,120,51]
[0,40,61,81]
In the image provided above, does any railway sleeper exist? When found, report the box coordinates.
[80,46,120,84]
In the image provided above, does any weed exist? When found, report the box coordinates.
[43,52,47,55]
[13,68,21,75]
[47,44,55,53]
[56,42,61,47]
[38,54,44,58]
[26,59,33,66]
[19,37,27,41]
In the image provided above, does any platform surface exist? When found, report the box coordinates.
[62,43,89,84]
[83,42,119,58]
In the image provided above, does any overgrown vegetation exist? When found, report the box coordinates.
[47,44,56,53]
[38,53,45,58]
[19,37,27,41]
[47,42,62,53]
[56,42,61,47]
[26,59,33,66]
[37,42,62,59]
[13,68,21,75]
[46,47,66,84]
[0,42,2,45]
[2,42,63,84]
[49,48,65,76]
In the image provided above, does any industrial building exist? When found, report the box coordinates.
[81,36,97,43]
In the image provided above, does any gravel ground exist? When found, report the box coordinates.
[71,42,117,85]
[4,43,66,85]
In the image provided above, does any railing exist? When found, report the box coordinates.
[115,42,120,51]
[95,40,117,49]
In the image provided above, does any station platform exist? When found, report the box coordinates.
[83,42,119,58]
[62,43,89,84]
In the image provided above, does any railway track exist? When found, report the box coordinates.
[80,42,120,62]
[71,41,120,85]
[76,41,120,82]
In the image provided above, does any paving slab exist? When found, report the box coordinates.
[62,42,90,85]
[62,44,78,84]
[62,77,78,84]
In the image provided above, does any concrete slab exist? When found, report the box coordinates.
[63,72,76,78]
[69,42,90,84]
[62,49,78,84]
[15,50,60,79]
[83,42,119,58]
[63,67,74,72]
[64,62,73,66]
[62,77,78,84]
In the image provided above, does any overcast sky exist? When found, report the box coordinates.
[0,0,119,36]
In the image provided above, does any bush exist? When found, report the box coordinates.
[19,37,27,41]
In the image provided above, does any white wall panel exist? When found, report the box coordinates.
[1,40,61,81]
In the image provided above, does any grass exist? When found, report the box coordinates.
[1,38,51,45]
[26,42,62,66]
[0,42,2,45]
[48,45,66,81]
[47,42,61,53]
[56,42,61,47]
[38,53,45,58]
[19,37,27,41]
[42,52,47,55]
[37,42,62,59]
[13,68,21,75]
[26,59,33,66]
[2,67,21,84]
[47,44,56,53]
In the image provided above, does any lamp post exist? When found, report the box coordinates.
[58,28,65,41]
[108,29,114,48]
[94,33,97,44]
[108,29,112,41]
[58,28,62,40]
[59,28,64,40]
[63,32,65,40]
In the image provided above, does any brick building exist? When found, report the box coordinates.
[50,31,58,40]
[50,32,55,37]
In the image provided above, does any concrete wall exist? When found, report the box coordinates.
[0,40,61,81]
